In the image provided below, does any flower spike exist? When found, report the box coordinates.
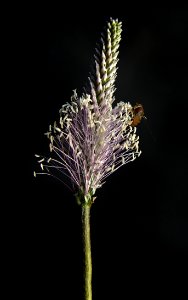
[34,18,141,205]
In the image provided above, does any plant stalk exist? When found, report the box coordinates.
[82,204,92,300]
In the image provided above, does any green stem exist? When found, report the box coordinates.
[82,204,92,300]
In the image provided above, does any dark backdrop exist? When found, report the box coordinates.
[17,4,188,299]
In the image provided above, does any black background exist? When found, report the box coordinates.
[16,4,188,299]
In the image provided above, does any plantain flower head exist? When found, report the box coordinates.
[35,18,141,205]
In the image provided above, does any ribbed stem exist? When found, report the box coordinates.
[82,204,92,300]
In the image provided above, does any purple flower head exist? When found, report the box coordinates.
[35,18,141,205]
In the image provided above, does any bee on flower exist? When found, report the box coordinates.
[34,18,142,205]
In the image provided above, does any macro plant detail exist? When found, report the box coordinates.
[35,18,143,300]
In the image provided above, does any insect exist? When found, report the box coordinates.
[131,103,145,126]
